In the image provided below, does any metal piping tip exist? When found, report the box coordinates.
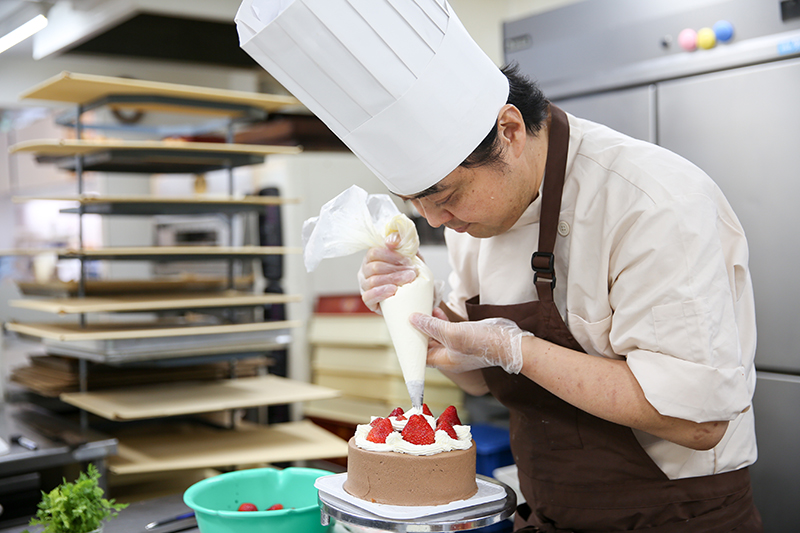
[406,380,425,411]
[411,393,424,411]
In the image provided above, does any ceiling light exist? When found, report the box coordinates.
[0,12,48,55]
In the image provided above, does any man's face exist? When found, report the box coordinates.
[400,104,544,238]
[402,161,534,239]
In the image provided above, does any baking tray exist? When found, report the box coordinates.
[39,325,294,363]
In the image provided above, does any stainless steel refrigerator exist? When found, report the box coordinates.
[505,1,800,530]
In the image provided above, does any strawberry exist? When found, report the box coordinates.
[437,405,461,426]
[401,414,435,445]
[422,403,433,417]
[267,503,284,511]
[369,417,383,427]
[238,503,258,512]
[367,418,394,443]
[388,407,404,418]
[436,419,458,439]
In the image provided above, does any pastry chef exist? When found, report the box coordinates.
[235,1,762,531]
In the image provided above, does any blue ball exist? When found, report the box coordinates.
[714,20,734,42]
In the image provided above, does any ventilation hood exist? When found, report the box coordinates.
[33,0,255,67]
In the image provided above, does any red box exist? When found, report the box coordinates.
[314,294,371,314]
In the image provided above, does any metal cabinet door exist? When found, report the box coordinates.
[657,58,800,373]
[750,372,800,532]
[554,85,656,143]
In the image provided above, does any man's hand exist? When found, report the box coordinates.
[410,309,533,374]
[358,234,417,313]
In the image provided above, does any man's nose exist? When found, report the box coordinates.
[415,199,453,228]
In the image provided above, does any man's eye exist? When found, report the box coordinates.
[434,195,452,208]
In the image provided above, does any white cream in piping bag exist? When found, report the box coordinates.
[379,215,434,410]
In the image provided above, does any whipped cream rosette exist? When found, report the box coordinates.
[354,406,473,456]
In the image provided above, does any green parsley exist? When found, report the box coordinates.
[26,464,127,533]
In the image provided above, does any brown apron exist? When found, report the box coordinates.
[465,105,762,532]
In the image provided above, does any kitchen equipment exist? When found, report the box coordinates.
[145,511,196,530]
[10,435,37,451]
[505,1,800,530]
[317,474,516,532]
[36,322,294,363]
[183,467,331,533]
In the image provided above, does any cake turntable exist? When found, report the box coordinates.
[317,474,517,532]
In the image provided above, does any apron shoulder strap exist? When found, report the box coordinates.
[533,104,570,302]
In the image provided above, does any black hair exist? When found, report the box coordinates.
[460,63,549,169]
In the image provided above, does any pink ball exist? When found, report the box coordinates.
[678,28,697,51]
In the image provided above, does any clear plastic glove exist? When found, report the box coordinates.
[358,233,417,314]
[409,311,534,374]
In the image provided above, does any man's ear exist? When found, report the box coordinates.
[496,104,527,157]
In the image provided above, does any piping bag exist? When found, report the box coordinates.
[303,186,434,409]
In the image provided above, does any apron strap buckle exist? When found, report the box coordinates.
[531,251,556,289]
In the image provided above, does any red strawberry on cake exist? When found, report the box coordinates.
[401,414,435,445]
[389,406,406,421]
[438,405,462,426]
[436,419,458,440]
[367,417,393,443]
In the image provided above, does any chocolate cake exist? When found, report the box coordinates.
[343,405,478,506]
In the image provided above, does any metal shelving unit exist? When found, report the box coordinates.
[3,72,348,475]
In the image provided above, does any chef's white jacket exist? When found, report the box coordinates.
[444,113,757,479]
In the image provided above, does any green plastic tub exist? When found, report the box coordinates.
[184,467,332,533]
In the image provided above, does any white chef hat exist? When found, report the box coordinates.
[235,0,509,196]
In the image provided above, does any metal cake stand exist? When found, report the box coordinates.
[318,475,517,532]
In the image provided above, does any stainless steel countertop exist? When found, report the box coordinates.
[0,402,117,478]
[0,493,198,533]
[0,491,352,533]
